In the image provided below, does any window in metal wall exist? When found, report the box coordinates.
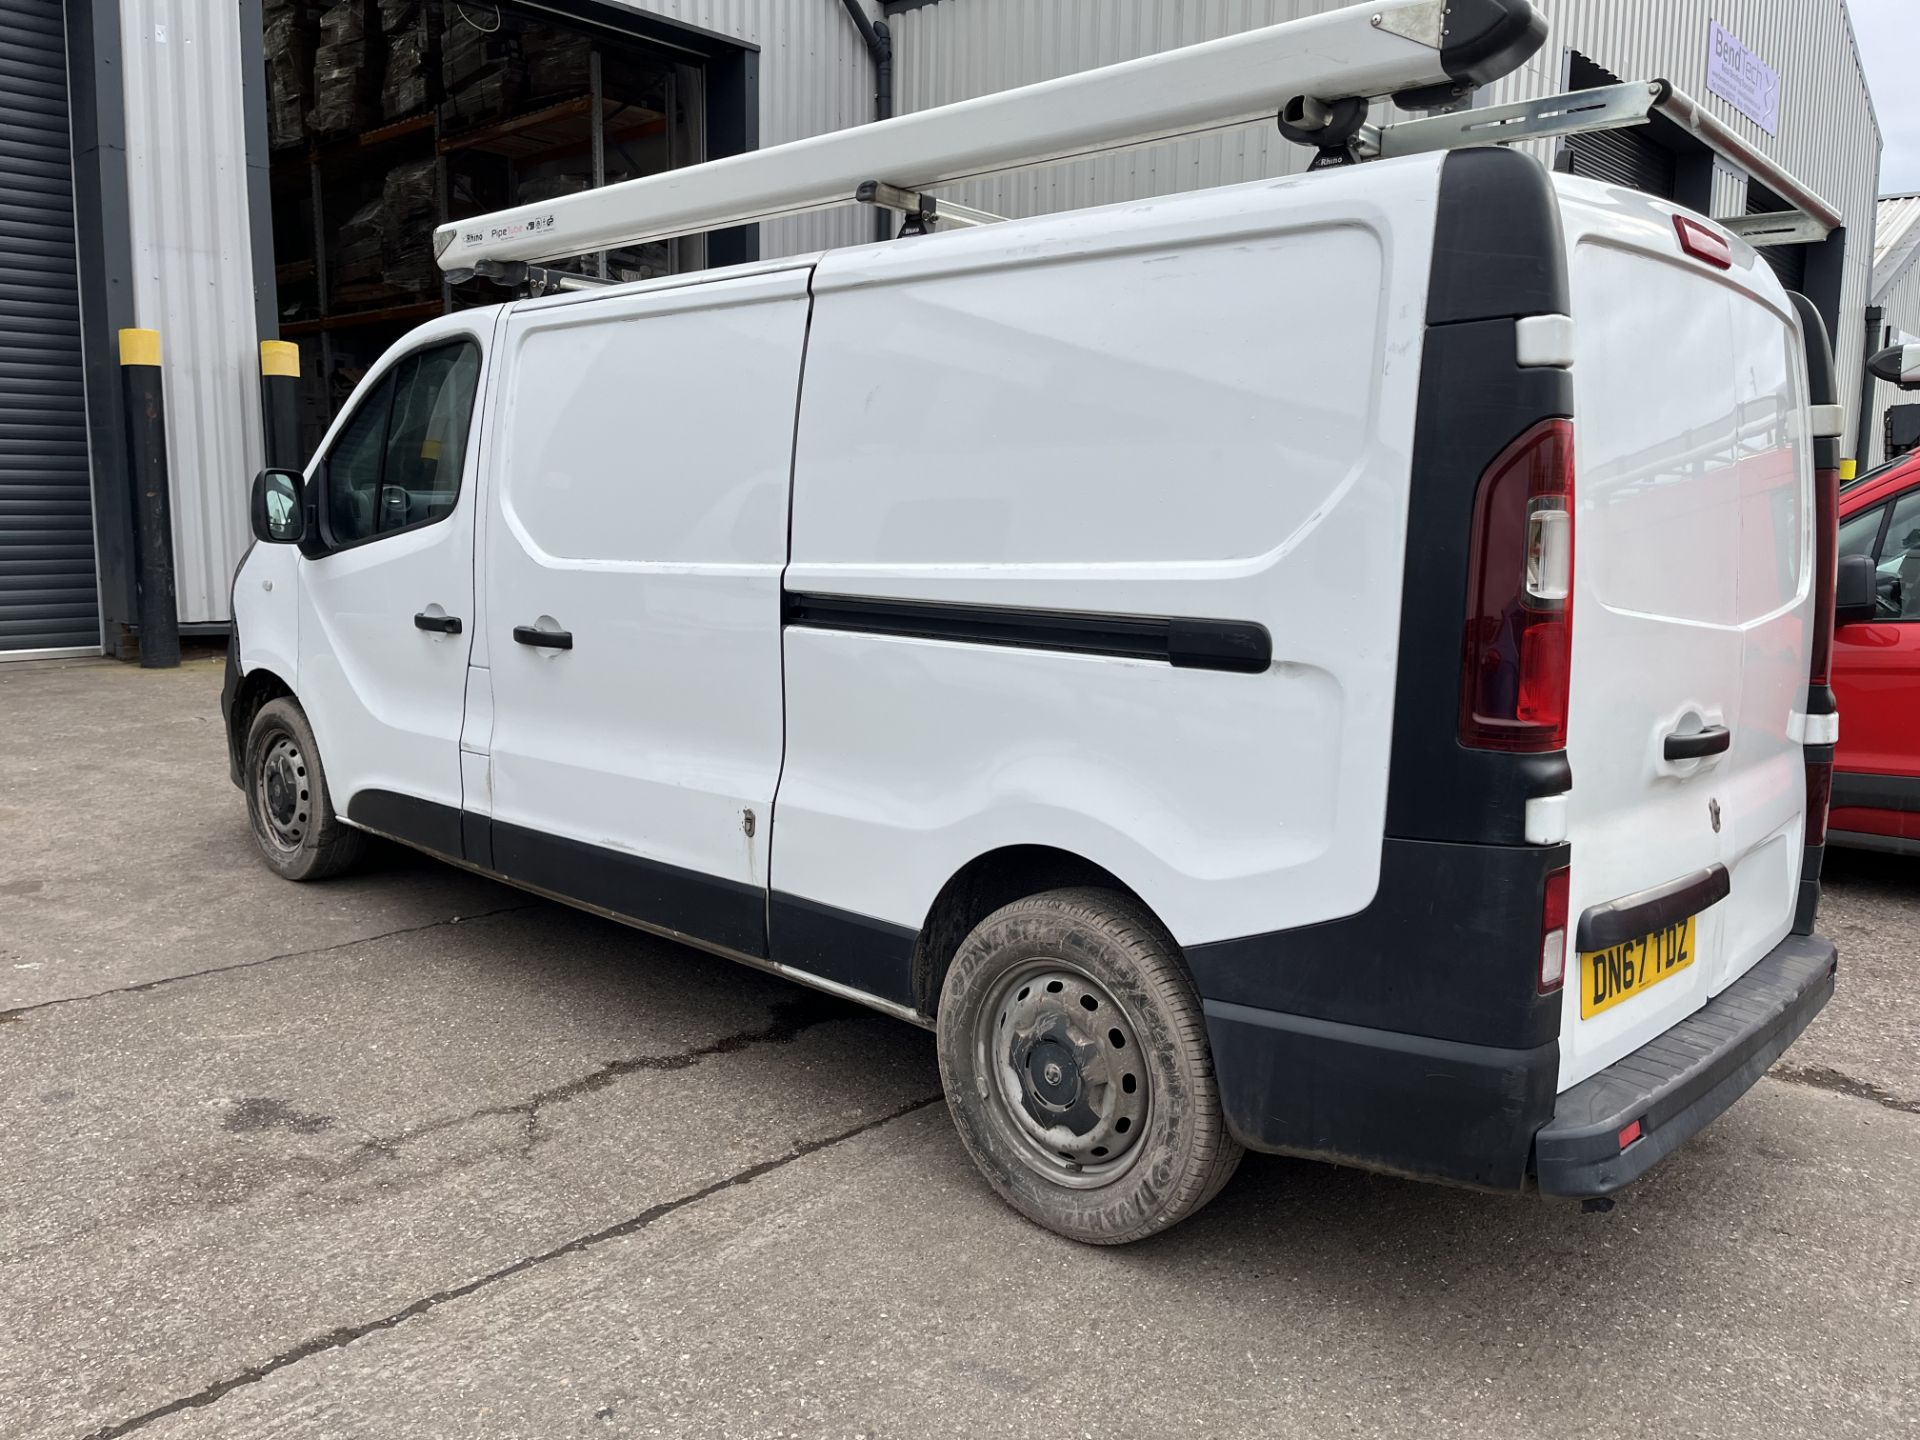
[263,0,707,455]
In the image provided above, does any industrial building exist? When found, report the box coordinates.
[0,0,1886,657]
[1867,193,1920,471]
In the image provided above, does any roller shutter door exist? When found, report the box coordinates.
[1565,125,1679,200]
[0,0,98,654]
[1562,52,1678,203]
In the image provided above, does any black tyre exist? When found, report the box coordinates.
[936,887,1243,1244]
[243,697,366,881]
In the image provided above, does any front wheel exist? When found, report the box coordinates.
[243,697,366,881]
[936,888,1243,1244]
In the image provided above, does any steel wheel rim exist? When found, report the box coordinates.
[254,731,311,853]
[972,958,1152,1189]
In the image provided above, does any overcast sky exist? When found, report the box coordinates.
[1851,0,1920,194]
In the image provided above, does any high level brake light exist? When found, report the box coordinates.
[1460,419,1576,753]
[1674,214,1734,270]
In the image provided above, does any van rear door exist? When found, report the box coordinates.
[1558,186,1814,1089]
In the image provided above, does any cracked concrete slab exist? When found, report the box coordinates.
[122,1085,1920,1440]
[0,902,938,1440]
[3,657,1919,1440]
[0,656,520,1010]
[1798,847,1920,1105]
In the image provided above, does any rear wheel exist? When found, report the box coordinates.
[936,887,1242,1244]
[243,697,365,881]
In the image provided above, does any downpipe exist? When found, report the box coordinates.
[836,0,895,242]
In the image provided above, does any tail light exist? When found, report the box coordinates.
[1539,866,1570,994]
[1809,465,1839,690]
[1460,419,1576,752]
[1805,760,1834,848]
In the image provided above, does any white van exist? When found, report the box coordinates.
[225,16,1843,1243]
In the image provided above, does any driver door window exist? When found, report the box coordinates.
[1877,490,1920,620]
[322,340,481,549]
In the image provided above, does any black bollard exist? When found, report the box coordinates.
[120,328,179,669]
[260,340,303,471]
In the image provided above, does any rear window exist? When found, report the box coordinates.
[1571,245,1808,626]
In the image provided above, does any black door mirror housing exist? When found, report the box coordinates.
[251,468,306,545]
[1834,552,1879,627]
[1868,342,1920,391]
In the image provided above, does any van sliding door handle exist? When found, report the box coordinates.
[414,612,462,634]
[513,624,573,650]
[1664,725,1731,761]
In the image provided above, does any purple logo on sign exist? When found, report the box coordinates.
[1707,20,1780,136]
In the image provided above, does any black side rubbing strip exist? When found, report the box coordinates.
[1574,864,1731,954]
[782,593,1271,674]
[347,789,465,861]
[1831,771,1920,814]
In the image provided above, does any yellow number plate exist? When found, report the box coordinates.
[1579,915,1697,1020]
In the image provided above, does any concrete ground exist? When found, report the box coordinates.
[1,655,1916,1440]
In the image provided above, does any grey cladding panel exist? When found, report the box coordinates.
[0,0,98,652]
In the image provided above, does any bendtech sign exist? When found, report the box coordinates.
[1707,20,1781,136]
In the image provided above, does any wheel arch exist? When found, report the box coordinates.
[912,845,1170,1018]
[228,665,295,770]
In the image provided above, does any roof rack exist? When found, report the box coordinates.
[438,0,1838,283]
[436,0,1548,274]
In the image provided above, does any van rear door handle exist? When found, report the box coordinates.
[414,612,462,634]
[1664,725,1731,761]
[513,624,573,650]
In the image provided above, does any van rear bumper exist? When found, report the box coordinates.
[1204,930,1836,1194]
[1532,932,1836,1196]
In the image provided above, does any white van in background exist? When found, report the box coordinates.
[223,6,1845,1243]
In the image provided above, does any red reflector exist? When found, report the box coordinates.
[1805,760,1834,848]
[1674,215,1733,270]
[1460,419,1576,752]
[1539,866,1570,995]
[1618,1119,1643,1150]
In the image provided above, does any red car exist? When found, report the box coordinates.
[1833,457,1920,853]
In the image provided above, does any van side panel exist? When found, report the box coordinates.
[475,270,812,958]
[776,159,1443,959]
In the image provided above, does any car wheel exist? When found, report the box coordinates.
[936,887,1243,1244]
[243,697,366,881]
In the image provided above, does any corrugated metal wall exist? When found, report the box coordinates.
[887,0,1883,461]
[119,0,266,626]
[889,0,1314,220]
[605,1,878,257]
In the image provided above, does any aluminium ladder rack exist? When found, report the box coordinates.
[434,0,1547,275]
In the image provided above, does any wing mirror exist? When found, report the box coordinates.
[250,468,307,545]
[1867,343,1920,391]
[1835,552,1879,627]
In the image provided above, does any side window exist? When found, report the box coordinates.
[1876,490,1920,620]
[1837,502,1885,561]
[324,377,394,546]
[382,343,482,530]
[321,339,481,548]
